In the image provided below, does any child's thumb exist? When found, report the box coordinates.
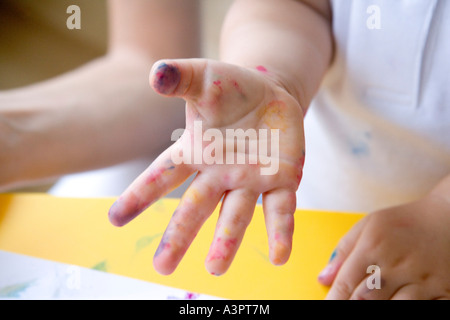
[150,58,207,101]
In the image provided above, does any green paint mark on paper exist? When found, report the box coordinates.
[135,233,163,253]
[253,247,270,263]
[0,280,35,298]
[92,260,108,272]
[151,199,166,213]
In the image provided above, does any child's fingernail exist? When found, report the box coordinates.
[318,264,334,280]
[108,199,123,226]
[318,249,338,281]
[152,62,181,95]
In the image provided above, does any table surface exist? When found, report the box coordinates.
[0,193,364,300]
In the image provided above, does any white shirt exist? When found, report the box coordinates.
[297,0,450,213]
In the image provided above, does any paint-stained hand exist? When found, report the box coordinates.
[318,195,450,300]
[108,59,306,275]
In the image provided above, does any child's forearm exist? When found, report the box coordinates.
[220,0,333,112]
[108,0,200,59]
[0,56,180,190]
[0,0,200,191]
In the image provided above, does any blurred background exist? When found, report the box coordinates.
[0,0,233,196]
[0,0,233,89]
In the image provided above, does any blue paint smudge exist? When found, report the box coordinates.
[328,249,337,263]
[351,142,369,156]
[154,231,170,257]
[350,132,372,156]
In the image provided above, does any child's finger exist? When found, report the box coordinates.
[317,216,368,286]
[205,188,259,276]
[349,271,405,300]
[108,144,194,227]
[153,172,224,275]
[390,284,427,300]
[262,188,297,265]
[324,247,372,300]
[149,58,206,99]
[149,59,265,119]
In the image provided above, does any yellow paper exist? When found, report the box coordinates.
[0,193,364,299]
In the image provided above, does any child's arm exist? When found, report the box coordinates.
[0,0,199,191]
[108,0,334,276]
[319,173,450,300]
[221,0,333,112]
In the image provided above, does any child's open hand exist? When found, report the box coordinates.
[108,59,305,275]
[318,194,450,300]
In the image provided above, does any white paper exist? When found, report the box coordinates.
[0,250,221,300]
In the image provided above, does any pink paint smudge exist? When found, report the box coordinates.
[256,65,268,73]
[184,292,199,300]
[224,238,237,249]
[230,80,243,95]
[206,237,238,262]
[146,167,166,184]
[295,153,306,185]
[296,172,303,185]
[207,248,226,261]
[154,236,171,257]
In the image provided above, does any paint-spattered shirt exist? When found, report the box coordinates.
[296,0,450,213]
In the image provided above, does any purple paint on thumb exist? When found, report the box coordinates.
[152,62,181,95]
